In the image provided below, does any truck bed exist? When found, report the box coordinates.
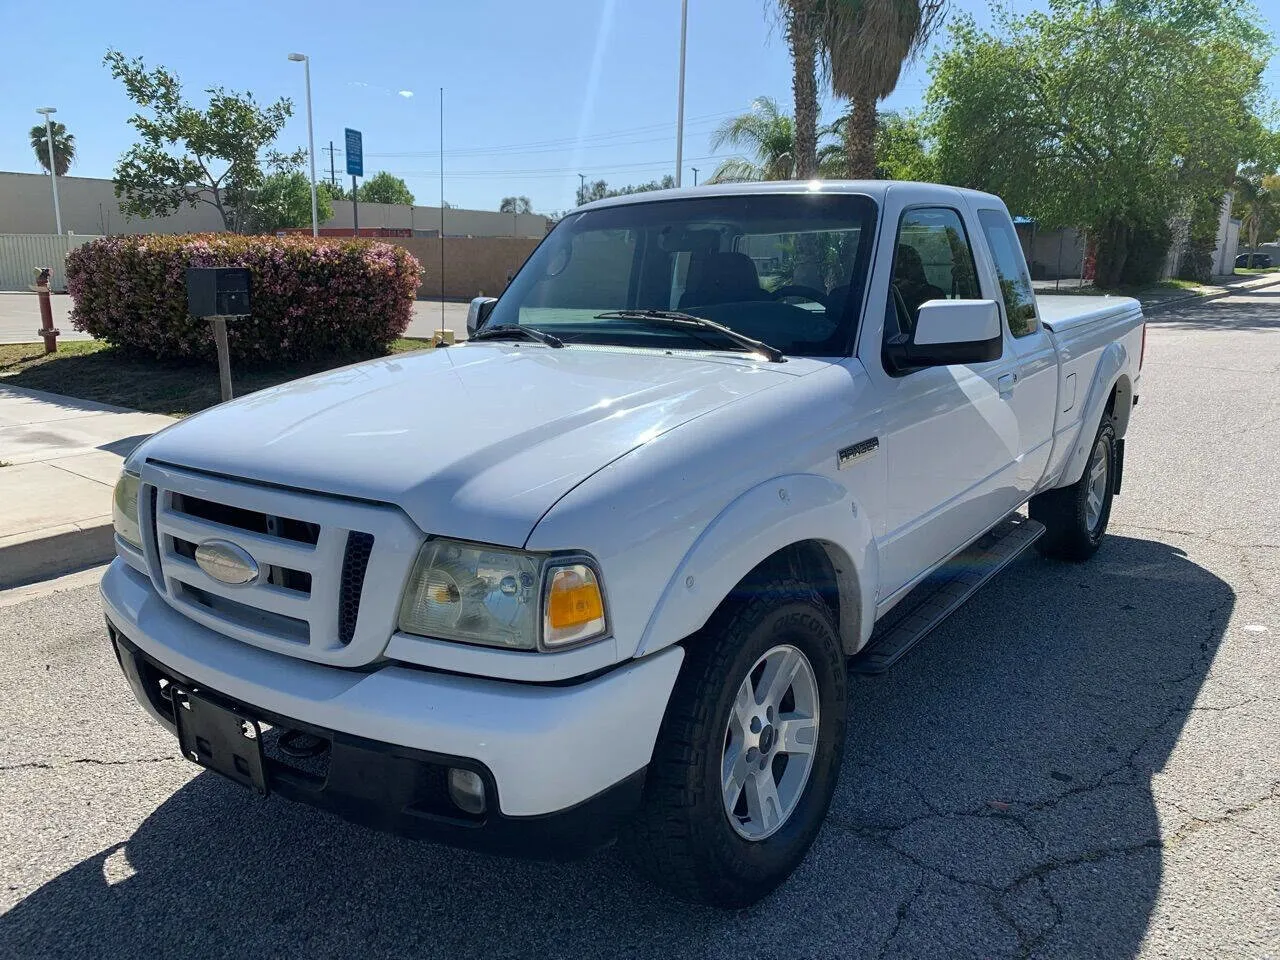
[1035,294,1142,333]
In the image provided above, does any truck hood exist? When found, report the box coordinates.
[136,342,805,545]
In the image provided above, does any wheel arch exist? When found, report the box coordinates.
[634,473,877,659]
[1058,343,1134,488]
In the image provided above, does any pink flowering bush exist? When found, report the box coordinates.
[66,234,422,364]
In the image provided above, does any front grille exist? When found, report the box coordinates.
[338,532,376,645]
[139,462,418,666]
[172,492,320,545]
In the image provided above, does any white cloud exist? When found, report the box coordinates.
[398,90,414,98]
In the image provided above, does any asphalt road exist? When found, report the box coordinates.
[1,286,1277,959]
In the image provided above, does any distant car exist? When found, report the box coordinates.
[1236,253,1273,268]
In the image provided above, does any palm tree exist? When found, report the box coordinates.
[29,120,75,176]
[709,98,847,183]
[708,97,797,182]
[780,0,821,179]
[819,0,946,179]
[1233,170,1280,252]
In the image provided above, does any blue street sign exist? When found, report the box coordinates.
[344,128,363,177]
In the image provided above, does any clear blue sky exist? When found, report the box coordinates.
[2,0,1277,215]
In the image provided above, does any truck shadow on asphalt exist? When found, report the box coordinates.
[1151,289,1280,331]
[0,535,1232,959]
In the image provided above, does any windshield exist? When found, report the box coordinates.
[484,192,878,358]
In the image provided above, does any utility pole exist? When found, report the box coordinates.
[35,107,63,234]
[324,141,338,188]
[578,172,586,206]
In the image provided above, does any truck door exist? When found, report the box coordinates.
[868,203,1026,601]
[972,206,1057,498]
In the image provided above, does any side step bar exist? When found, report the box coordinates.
[850,514,1046,675]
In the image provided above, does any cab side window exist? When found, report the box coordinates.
[885,207,981,342]
[977,209,1039,337]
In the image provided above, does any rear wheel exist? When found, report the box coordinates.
[1031,415,1116,561]
[619,579,847,907]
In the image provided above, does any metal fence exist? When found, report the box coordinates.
[0,234,102,292]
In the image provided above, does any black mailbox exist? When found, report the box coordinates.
[186,267,252,318]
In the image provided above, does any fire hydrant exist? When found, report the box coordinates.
[33,267,59,355]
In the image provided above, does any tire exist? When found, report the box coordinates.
[619,578,847,907]
[1030,415,1117,562]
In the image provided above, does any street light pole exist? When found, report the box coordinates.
[35,107,62,235]
[289,53,319,237]
[674,0,688,187]
[692,167,699,186]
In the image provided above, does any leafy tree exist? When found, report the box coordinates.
[927,0,1271,287]
[576,175,675,206]
[357,172,415,205]
[104,50,303,232]
[325,180,350,200]
[820,0,947,179]
[499,196,533,214]
[30,120,75,176]
[241,171,336,233]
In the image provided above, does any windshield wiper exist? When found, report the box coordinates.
[470,324,564,349]
[593,309,786,363]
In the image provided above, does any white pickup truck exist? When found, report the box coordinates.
[102,181,1144,906]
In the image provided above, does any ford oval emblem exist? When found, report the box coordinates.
[194,539,259,585]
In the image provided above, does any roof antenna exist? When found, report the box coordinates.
[439,86,446,343]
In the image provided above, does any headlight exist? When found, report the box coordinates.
[112,471,143,551]
[397,540,608,651]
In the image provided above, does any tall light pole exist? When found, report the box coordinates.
[288,53,319,237]
[35,107,63,234]
[692,167,699,186]
[674,0,688,187]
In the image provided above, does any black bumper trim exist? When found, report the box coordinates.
[109,622,645,860]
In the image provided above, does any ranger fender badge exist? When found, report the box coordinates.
[838,437,879,469]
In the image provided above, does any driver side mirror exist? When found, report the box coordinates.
[886,299,1002,368]
[466,297,498,338]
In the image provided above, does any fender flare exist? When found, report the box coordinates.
[1058,343,1132,488]
[635,473,878,658]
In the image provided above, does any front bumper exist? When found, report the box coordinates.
[101,560,683,853]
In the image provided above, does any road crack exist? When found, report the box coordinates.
[0,756,181,772]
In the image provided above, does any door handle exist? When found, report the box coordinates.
[997,372,1018,394]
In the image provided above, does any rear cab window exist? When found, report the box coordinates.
[976,209,1040,337]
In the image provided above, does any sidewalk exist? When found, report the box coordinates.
[1034,269,1280,313]
[0,385,174,588]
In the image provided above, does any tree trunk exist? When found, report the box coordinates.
[1093,217,1129,290]
[788,4,819,180]
[844,97,877,179]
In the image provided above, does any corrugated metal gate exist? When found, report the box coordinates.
[0,234,101,292]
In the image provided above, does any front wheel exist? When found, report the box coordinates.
[619,579,847,907]
[1031,415,1117,561]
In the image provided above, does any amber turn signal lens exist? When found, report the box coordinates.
[543,564,607,647]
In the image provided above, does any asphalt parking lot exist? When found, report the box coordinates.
[1,286,1276,959]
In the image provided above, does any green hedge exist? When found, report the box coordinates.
[66,234,421,364]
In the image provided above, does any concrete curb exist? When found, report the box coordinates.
[1142,273,1280,315]
[0,519,116,590]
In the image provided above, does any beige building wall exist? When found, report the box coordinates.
[388,237,541,299]
[0,172,224,235]
[326,200,546,238]
[0,172,550,239]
